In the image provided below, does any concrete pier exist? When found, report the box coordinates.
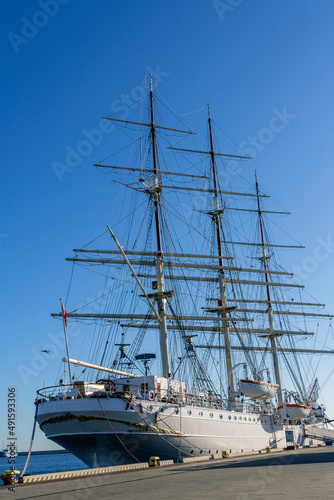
[1,446,334,499]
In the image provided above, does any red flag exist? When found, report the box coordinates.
[63,308,68,328]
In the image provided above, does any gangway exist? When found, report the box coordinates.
[304,425,334,443]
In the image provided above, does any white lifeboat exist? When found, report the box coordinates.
[278,403,311,420]
[239,378,279,400]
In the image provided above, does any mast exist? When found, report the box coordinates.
[149,74,162,254]
[148,74,170,378]
[255,172,283,405]
[60,298,72,386]
[207,106,236,406]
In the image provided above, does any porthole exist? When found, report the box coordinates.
[239,416,242,420]
[187,410,192,415]
[175,408,179,415]
[219,414,223,419]
[228,415,232,420]
[209,413,214,418]
[199,411,203,417]
[234,416,237,420]
[244,417,247,421]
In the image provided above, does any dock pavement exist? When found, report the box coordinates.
[1,446,334,499]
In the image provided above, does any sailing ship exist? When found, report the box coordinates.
[36,75,334,467]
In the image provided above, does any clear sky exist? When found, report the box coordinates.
[1,0,334,451]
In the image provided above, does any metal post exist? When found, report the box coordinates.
[208,106,236,405]
[255,173,283,405]
[60,298,72,387]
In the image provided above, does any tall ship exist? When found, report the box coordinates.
[36,75,334,467]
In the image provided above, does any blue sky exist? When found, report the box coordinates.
[1,1,334,452]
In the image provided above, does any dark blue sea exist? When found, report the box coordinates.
[0,452,88,476]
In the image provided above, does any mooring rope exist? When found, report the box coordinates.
[126,399,212,457]
[20,400,40,477]
[97,397,142,463]
[143,402,213,455]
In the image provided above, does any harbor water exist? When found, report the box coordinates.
[0,451,88,476]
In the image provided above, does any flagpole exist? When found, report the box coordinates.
[60,298,73,387]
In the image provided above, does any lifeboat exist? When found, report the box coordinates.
[278,403,311,420]
[239,378,279,400]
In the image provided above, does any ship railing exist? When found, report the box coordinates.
[36,384,84,401]
[36,383,225,406]
[36,383,277,415]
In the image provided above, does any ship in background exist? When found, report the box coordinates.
[36,75,334,467]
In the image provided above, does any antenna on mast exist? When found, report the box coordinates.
[145,73,157,91]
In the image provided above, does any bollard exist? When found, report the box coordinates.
[1,470,20,486]
[149,456,160,467]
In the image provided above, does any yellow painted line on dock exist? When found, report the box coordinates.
[158,459,174,466]
[20,459,175,484]
[19,445,319,485]
[21,462,150,484]
[181,456,211,463]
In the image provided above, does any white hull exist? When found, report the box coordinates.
[36,396,316,467]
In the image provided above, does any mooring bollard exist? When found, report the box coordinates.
[149,456,160,467]
[1,470,20,486]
